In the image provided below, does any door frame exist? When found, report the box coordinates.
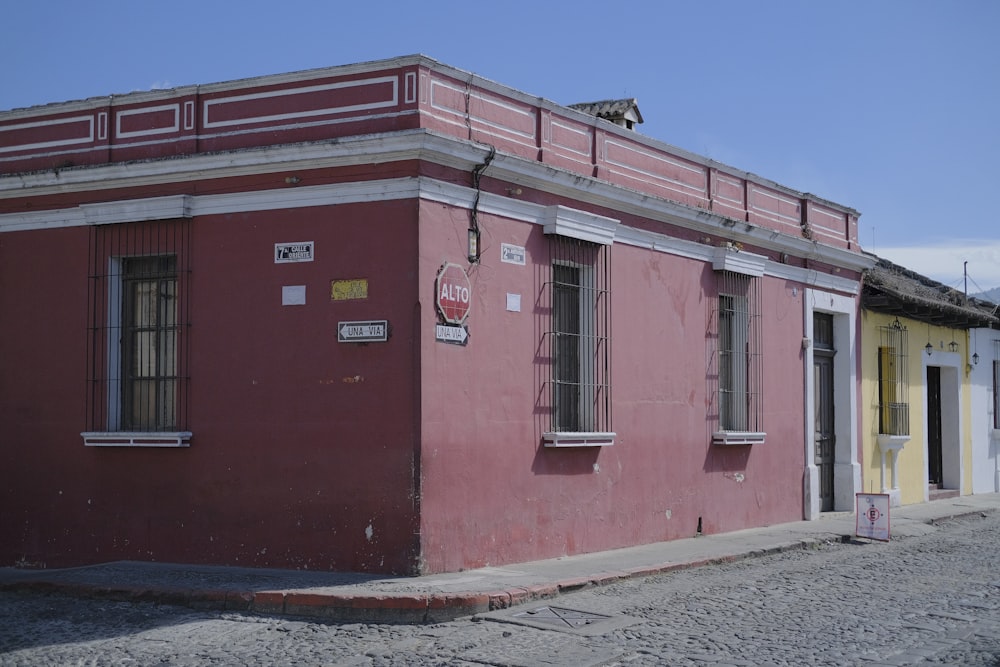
[804,290,860,519]
[922,350,964,497]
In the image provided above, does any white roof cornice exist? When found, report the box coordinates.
[0,129,872,272]
[0,174,861,295]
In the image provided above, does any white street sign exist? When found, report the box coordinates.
[275,241,314,263]
[338,320,388,343]
[435,324,468,345]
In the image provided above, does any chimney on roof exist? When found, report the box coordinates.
[568,98,644,130]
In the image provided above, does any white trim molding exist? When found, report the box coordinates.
[82,431,192,447]
[712,246,766,277]
[542,432,616,447]
[81,194,193,225]
[542,205,618,245]
[0,129,873,273]
[876,434,910,507]
[0,174,865,299]
[712,431,766,446]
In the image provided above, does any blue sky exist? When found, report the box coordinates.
[3,0,999,290]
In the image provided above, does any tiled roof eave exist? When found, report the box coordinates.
[863,284,1000,329]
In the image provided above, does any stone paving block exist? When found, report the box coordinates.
[944,626,975,640]
[250,590,285,614]
[621,564,667,578]
[556,576,593,593]
[350,593,427,610]
[900,621,944,632]
[927,610,975,622]
[488,589,513,609]
[187,588,230,610]
[223,590,253,611]
[121,585,191,607]
[525,582,559,600]
[425,592,490,622]
[507,586,533,607]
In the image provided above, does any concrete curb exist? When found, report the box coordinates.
[2,504,994,624]
[0,535,835,623]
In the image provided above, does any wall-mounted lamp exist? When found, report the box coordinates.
[948,340,959,353]
[973,352,980,365]
[467,227,480,264]
[925,342,933,356]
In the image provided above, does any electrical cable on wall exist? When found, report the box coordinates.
[468,145,495,264]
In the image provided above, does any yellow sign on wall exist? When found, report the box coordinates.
[331,279,368,301]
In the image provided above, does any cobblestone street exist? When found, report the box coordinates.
[3,512,1000,666]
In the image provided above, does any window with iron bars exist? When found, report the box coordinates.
[83,220,191,446]
[877,320,909,436]
[543,236,611,440]
[993,339,1000,430]
[710,270,763,443]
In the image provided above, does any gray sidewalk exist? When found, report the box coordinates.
[2,494,997,624]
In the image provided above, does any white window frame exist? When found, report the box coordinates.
[711,248,766,445]
[541,205,617,447]
[83,254,190,447]
[81,203,192,448]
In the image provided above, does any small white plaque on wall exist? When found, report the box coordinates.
[506,293,521,312]
[501,243,526,265]
[282,285,306,306]
[275,241,314,263]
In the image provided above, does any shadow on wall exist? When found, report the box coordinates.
[703,444,751,474]
[531,445,602,476]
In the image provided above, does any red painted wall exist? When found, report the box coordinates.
[416,203,808,573]
[0,56,864,575]
[1,199,424,573]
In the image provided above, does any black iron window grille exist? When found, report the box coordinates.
[993,340,1000,430]
[877,320,909,436]
[711,271,763,434]
[545,236,611,434]
[85,221,191,438]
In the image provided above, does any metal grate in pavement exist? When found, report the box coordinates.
[514,606,610,629]
[478,604,640,636]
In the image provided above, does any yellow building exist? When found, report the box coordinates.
[861,258,997,506]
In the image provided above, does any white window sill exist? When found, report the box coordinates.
[876,434,910,452]
[543,432,616,447]
[712,431,766,446]
[82,432,192,447]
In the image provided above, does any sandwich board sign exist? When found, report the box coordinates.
[856,493,890,541]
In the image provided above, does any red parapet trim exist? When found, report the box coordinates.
[1,57,862,251]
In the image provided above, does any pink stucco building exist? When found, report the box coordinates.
[0,55,872,574]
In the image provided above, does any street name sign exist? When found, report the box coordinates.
[337,320,388,343]
[435,324,469,345]
[275,241,314,263]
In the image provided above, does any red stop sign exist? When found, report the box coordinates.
[436,262,471,324]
